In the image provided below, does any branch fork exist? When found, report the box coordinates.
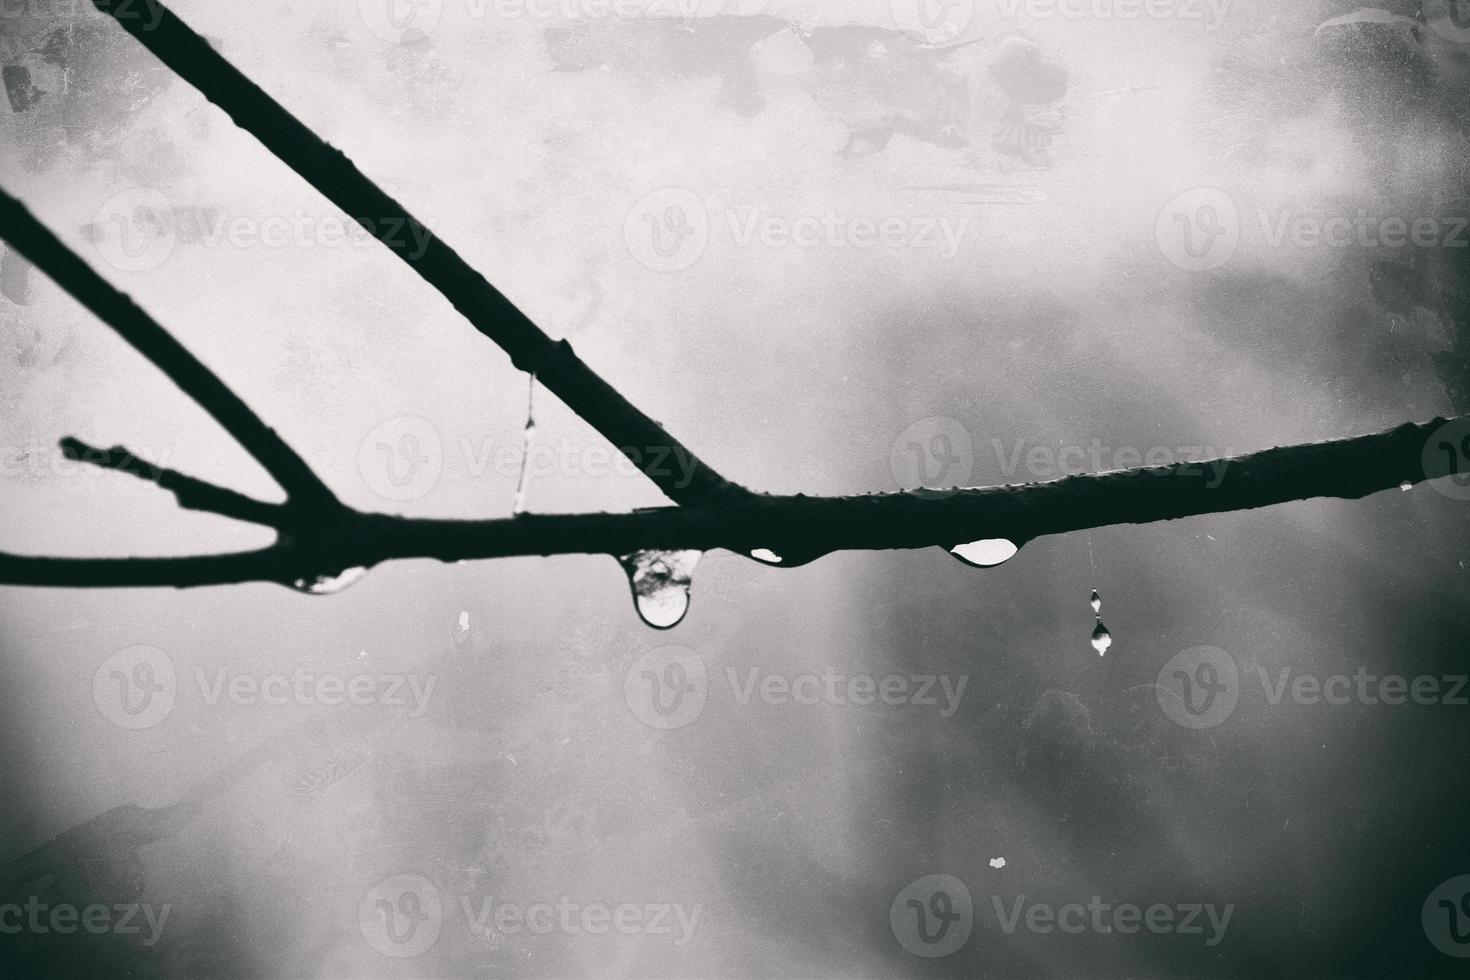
[0,0,1462,596]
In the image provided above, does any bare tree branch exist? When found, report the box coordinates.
[0,549,299,589]
[89,0,750,507]
[0,189,338,516]
[2,3,1459,611]
[59,438,288,529]
[2,416,1460,589]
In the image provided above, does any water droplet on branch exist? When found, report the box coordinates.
[1399,480,1413,492]
[1090,589,1102,613]
[948,539,1020,568]
[1090,619,1112,657]
[619,549,702,629]
[750,548,783,565]
[290,566,367,595]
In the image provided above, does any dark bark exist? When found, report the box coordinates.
[0,415,1461,588]
[88,0,748,507]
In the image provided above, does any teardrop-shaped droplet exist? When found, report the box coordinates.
[948,539,1019,568]
[290,566,367,595]
[618,549,701,630]
[1090,618,1113,657]
[1090,589,1102,613]
[750,548,783,565]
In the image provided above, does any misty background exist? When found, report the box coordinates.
[2,0,1469,975]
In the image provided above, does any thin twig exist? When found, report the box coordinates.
[89,0,750,507]
[59,438,288,529]
[0,189,338,515]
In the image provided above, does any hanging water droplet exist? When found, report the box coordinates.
[618,549,701,630]
[290,566,367,595]
[1090,618,1112,657]
[948,538,1019,568]
[1400,480,1413,492]
[1090,589,1101,613]
[750,548,783,565]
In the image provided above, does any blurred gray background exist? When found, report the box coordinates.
[2,0,1469,975]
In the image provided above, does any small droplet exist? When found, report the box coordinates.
[1090,618,1112,657]
[1400,480,1413,492]
[619,549,701,630]
[1090,589,1101,613]
[290,566,367,595]
[750,548,783,565]
[948,539,1019,568]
